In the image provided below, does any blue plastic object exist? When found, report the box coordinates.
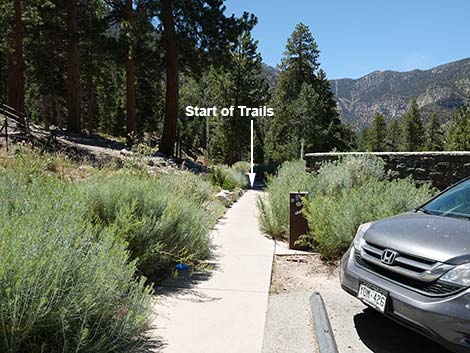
[175,263,189,271]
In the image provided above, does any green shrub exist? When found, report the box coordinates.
[299,178,435,259]
[159,171,214,204]
[232,161,251,174]
[84,173,216,280]
[0,148,81,182]
[210,165,247,191]
[315,155,385,197]
[0,173,152,353]
[258,156,437,259]
[257,160,315,238]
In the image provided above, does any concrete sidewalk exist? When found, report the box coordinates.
[152,190,275,353]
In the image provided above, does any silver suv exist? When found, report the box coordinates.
[341,178,470,353]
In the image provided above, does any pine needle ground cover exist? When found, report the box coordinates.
[0,149,227,353]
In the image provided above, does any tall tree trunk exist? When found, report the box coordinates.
[160,0,178,156]
[51,96,58,126]
[125,0,137,142]
[7,0,25,113]
[86,76,93,134]
[66,0,80,132]
[54,96,62,128]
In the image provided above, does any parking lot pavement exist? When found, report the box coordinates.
[318,274,452,353]
[262,291,317,353]
[268,254,451,353]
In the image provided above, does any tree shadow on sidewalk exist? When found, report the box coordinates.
[153,248,222,304]
[137,337,167,353]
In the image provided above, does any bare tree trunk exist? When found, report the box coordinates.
[7,0,25,113]
[160,0,178,156]
[66,0,81,132]
[52,96,58,127]
[86,76,93,134]
[55,97,62,129]
[125,0,137,142]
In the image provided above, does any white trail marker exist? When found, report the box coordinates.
[248,119,256,188]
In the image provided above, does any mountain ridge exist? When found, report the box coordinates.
[261,58,470,128]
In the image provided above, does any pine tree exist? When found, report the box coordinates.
[447,106,470,150]
[6,0,25,113]
[124,0,136,140]
[66,0,80,132]
[425,113,444,151]
[357,127,370,151]
[265,23,347,160]
[401,98,425,151]
[386,119,401,151]
[278,23,319,100]
[367,113,387,151]
[157,0,245,156]
[218,23,269,164]
[179,21,269,164]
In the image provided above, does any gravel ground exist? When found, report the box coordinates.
[264,254,451,353]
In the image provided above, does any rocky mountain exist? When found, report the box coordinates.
[331,58,470,128]
[262,58,470,129]
[261,63,280,90]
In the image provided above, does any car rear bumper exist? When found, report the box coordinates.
[341,246,470,353]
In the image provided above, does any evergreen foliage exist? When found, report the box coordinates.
[447,106,470,150]
[386,119,401,152]
[367,113,387,151]
[400,98,425,151]
[425,113,445,151]
[265,23,353,160]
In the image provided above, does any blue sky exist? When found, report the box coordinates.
[224,0,470,79]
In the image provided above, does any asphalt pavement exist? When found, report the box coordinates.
[315,272,452,353]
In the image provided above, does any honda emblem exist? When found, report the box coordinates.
[381,249,398,265]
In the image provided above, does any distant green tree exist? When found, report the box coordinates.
[357,127,370,151]
[265,23,348,160]
[367,113,387,151]
[447,106,470,150]
[325,117,356,152]
[425,113,444,151]
[386,119,401,151]
[155,0,247,156]
[401,99,425,151]
[215,22,270,164]
[179,21,269,164]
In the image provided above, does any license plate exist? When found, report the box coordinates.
[358,282,388,313]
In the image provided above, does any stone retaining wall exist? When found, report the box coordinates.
[305,152,470,190]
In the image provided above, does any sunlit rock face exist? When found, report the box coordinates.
[330,58,470,129]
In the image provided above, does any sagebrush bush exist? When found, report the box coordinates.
[0,147,85,182]
[0,149,231,352]
[84,173,216,280]
[210,165,247,191]
[232,161,251,174]
[0,173,152,353]
[315,154,385,196]
[159,171,213,204]
[258,156,436,258]
[257,160,315,238]
[299,178,435,259]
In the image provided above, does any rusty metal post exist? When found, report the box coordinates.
[289,192,309,250]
